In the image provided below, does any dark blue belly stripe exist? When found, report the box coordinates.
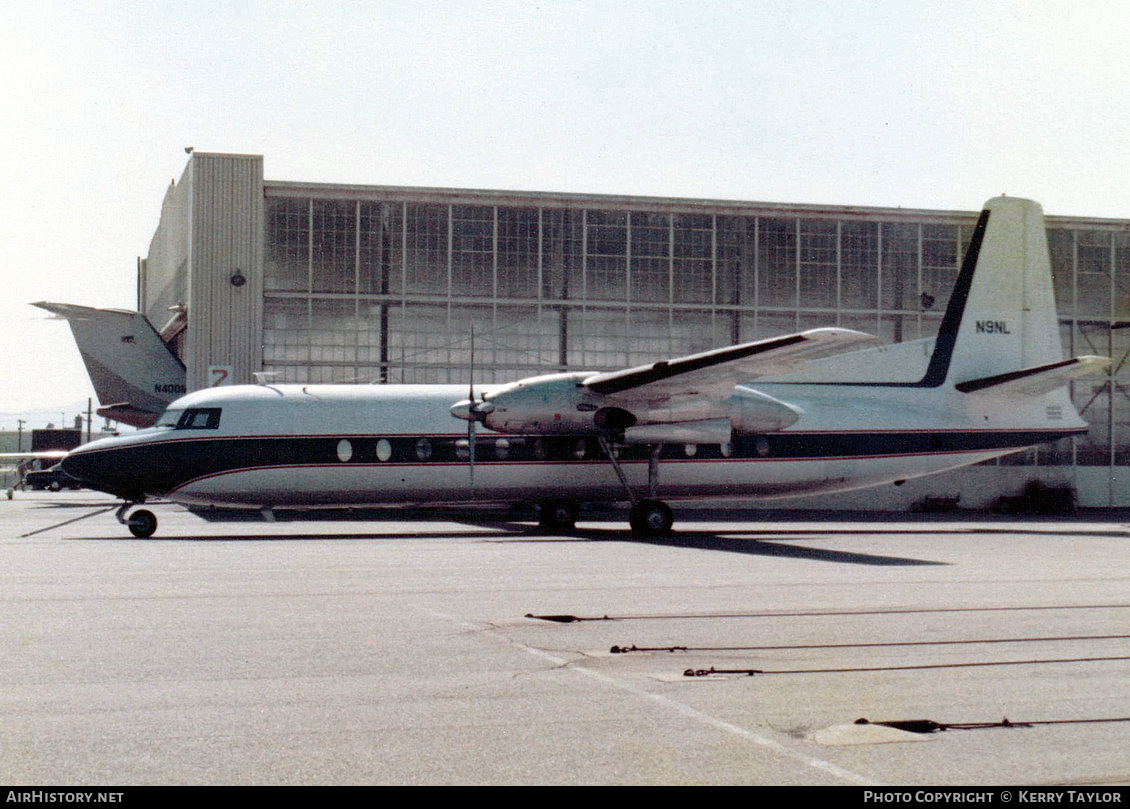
[62,428,1084,500]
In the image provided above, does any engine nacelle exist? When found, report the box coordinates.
[481,372,605,434]
[729,387,803,434]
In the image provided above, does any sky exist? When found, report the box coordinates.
[2,0,1129,430]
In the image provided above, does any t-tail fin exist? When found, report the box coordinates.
[923,196,1075,388]
[32,302,187,427]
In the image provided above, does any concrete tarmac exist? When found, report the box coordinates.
[3,491,1130,785]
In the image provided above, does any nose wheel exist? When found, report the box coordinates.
[116,502,158,538]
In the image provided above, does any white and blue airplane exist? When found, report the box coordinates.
[60,196,1108,538]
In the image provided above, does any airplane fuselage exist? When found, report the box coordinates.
[61,381,1085,511]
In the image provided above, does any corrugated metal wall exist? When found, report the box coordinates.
[185,154,264,390]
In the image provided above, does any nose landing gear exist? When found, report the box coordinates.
[116,502,158,538]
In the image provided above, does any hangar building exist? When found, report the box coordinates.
[139,152,1130,508]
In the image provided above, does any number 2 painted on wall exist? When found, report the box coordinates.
[208,366,233,387]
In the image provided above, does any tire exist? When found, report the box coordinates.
[629,499,673,537]
[128,509,158,539]
[538,500,578,531]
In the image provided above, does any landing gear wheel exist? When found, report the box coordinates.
[629,499,674,537]
[537,500,578,531]
[127,509,158,539]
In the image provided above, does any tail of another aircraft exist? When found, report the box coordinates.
[32,302,187,428]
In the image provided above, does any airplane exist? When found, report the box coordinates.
[58,196,1109,539]
[32,301,187,428]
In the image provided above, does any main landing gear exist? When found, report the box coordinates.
[598,437,675,538]
[116,502,158,538]
[536,499,579,531]
[627,499,674,537]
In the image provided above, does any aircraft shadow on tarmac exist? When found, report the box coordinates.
[51,505,943,565]
[46,499,1125,567]
[560,525,948,566]
[67,523,947,567]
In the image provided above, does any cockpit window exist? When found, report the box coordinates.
[175,408,222,430]
[155,409,184,428]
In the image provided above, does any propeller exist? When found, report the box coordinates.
[449,325,494,489]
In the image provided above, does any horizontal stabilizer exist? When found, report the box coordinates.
[955,356,1110,396]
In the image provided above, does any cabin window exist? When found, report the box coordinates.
[175,408,222,430]
[376,439,393,462]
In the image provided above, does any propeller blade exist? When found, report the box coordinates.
[468,323,476,491]
[468,418,476,491]
[469,323,476,405]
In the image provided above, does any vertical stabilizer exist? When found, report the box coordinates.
[924,196,1064,387]
[32,302,187,427]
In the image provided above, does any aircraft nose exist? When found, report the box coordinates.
[59,451,112,494]
[59,445,146,501]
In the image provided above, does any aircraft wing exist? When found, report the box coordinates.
[583,328,879,403]
[955,356,1110,396]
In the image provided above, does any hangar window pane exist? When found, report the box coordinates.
[497,208,540,299]
[568,308,630,369]
[1048,229,1075,317]
[262,298,309,365]
[920,224,958,315]
[879,312,910,345]
[541,208,583,301]
[451,205,494,297]
[631,213,669,304]
[622,310,721,366]
[265,197,310,292]
[751,311,796,341]
[387,304,456,384]
[798,220,836,310]
[306,299,365,375]
[1076,230,1112,318]
[489,306,558,373]
[839,313,881,343]
[359,202,400,296]
[840,221,878,310]
[311,200,357,294]
[405,204,449,295]
[758,218,796,308]
[585,210,627,301]
[881,222,917,311]
[716,216,754,309]
[673,214,713,305]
